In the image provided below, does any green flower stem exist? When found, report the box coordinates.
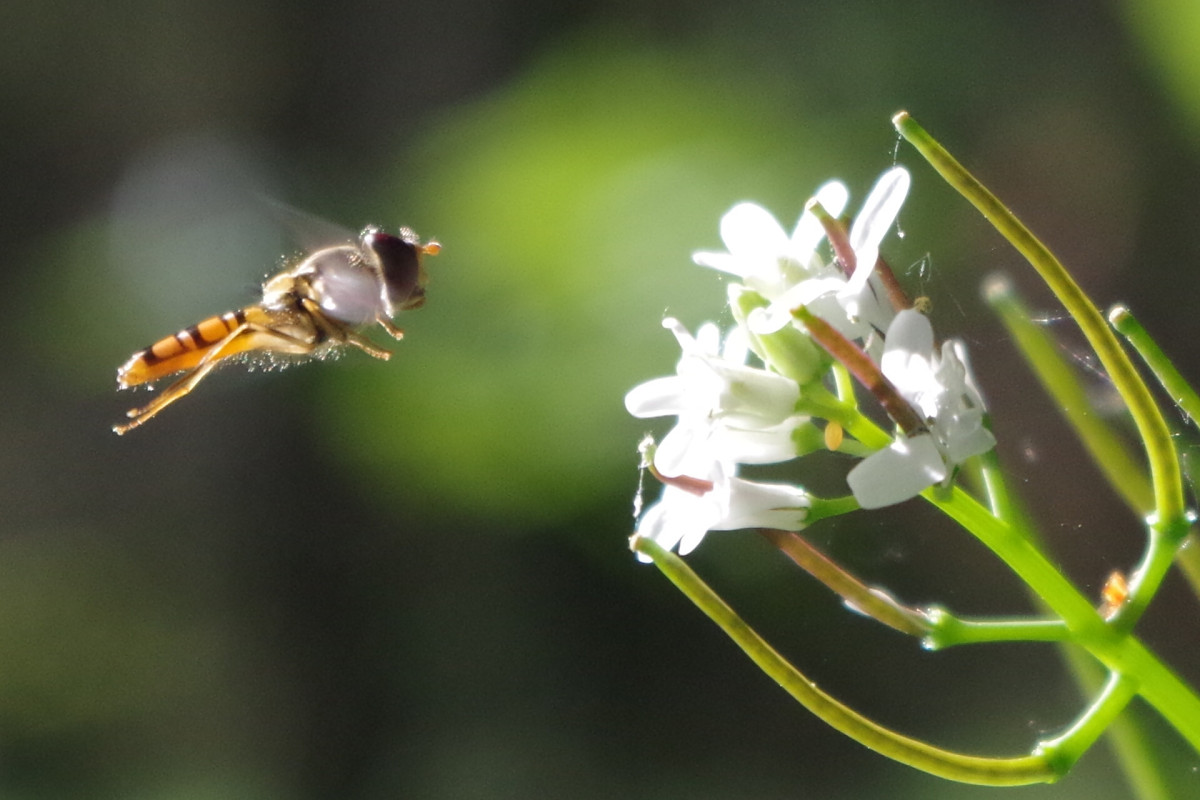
[984,283,1195,632]
[820,396,1181,694]
[921,607,1068,648]
[976,445,1176,800]
[893,111,1184,529]
[1108,304,1200,601]
[805,494,862,524]
[795,380,851,418]
[831,360,857,405]
[974,441,1018,521]
[828,436,874,459]
[933,486,1200,751]
[1109,305,1200,425]
[1109,516,1193,635]
[1035,672,1141,776]
[1093,687,1177,800]
[630,534,1060,786]
[760,528,1082,647]
[788,303,1200,750]
[758,528,931,637]
[984,275,1154,515]
[930,486,1100,632]
[1170,429,1200,594]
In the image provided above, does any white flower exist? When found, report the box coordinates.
[635,458,812,561]
[750,167,910,347]
[624,318,808,474]
[846,309,996,508]
[693,181,850,301]
[845,432,949,510]
[881,310,995,462]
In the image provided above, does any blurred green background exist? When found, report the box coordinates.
[2,1,1200,797]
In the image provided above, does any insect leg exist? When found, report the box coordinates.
[298,298,394,360]
[114,323,318,435]
[344,332,393,359]
[375,316,406,342]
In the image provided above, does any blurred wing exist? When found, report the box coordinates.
[257,195,360,254]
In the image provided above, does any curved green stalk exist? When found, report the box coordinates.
[976,440,1176,799]
[809,373,1200,750]
[984,276,1153,515]
[631,534,1060,786]
[1108,304,1200,602]
[1035,673,1140,775]
[893,111,1184,529]
[932,486,1200,751]
[1110,305,1200,426]
[1108,514,1194,635]
[983,282,1197,632]
[930,486,1103,634]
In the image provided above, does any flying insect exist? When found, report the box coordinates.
[114,225,439,435]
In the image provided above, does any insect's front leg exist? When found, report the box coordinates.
[298,298,394,360]
[375,316,406,342]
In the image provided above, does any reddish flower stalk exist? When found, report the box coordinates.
[759,528,931,636]
[808,197,911,311]
[792,305,927,436]
[647,460,715,496]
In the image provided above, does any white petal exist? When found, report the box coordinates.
[947,339,989,410]
[692,250,741,276]
[695,322,722,355]
[841,169,908,303]
[676,519,711,556]
[634,496,676,561]
[705,361,800,425]
[879,309,936,400]
[653,423,705,477]
[711,418,804,464]
[749,277,848,334]
[746,304,787,335]
[720,324,751,365]
[636,453,731,560]
[720,203,789,259]
[841,244,879,299]
[943,424,996,464]
[884,309,935,358]
[635,490,696,561]
[849,167,910,253]
[717,477,811,531]
[844,274,896,337]
[624,376,688,418]
[846,433,947,509]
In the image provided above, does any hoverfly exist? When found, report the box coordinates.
[113,225,440,435]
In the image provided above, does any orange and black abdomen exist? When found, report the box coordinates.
[117,310,248,388]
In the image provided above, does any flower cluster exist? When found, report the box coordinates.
[625,319,817,558]
[627,168,995,555]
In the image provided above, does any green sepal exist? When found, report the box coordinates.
[728,284,830,384]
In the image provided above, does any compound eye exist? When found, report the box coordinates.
[363,229,423,308]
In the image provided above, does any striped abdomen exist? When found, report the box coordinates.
[117,309,249,388]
